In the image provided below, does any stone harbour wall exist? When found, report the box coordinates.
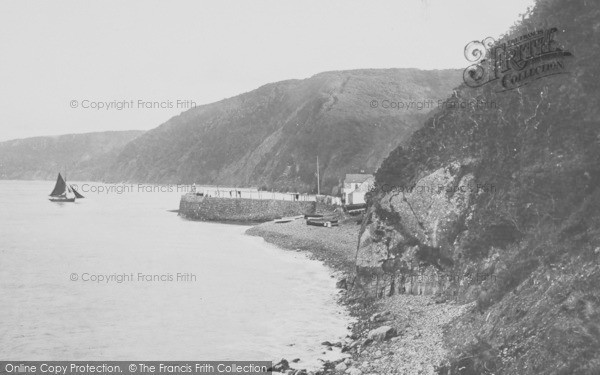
[179,193,317,223]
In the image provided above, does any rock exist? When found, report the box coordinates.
[369,311,391,322]
[321,360,334,371]
[336,278,348,289]
[367,326,397,342]
[344,358,352,365]
[335,362,347,372]
[345,367,362,375]
[342,340,359,352]
[292,358,300,363]
[321,341,333,346]
[272,359,290,372]
[362,338,373,346]
[333,342,342,348]
[374,350,382,358]
[356,163,475,271]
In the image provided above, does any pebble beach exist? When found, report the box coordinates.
[246,219,471,375]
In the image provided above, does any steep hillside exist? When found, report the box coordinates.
[103,69,462,193]
[0,130,144,180]
[358,0,600,374]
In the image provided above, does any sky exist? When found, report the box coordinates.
[0,0,535,141]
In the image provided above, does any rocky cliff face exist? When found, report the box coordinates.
[355,161,481,298]
[102,69,462,193]
[357,0,600,373]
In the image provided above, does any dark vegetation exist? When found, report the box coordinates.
[373,0,600,373]
[102,69,462,193]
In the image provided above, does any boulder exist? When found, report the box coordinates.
[367,326,397,342]
[369,311,391,322]
[342,340,359,352]
[335,362,347,372]
[272,359,290,372]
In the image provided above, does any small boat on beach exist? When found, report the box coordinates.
[306,218,339,227]
[274,215,305,223]
[274,218,294,224]
[344,203,367,215]
[304,213,324,219]
[49,173,84,202]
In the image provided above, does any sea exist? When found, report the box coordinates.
[0,181,352,369]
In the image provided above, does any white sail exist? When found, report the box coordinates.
[64,180,75,199]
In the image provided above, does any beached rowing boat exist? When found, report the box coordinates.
[306,218,339,227]
[304,214,324,219]
[274,215,305,223]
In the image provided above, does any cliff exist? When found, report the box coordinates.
[0,130,144,180]
[357,0,600,373]
[103,69,462,193]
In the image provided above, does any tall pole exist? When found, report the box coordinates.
[316,156,320,195]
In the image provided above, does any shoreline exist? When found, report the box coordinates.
[246,219,471,375]
[246,219,376,374]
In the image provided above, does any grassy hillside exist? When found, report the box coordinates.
[0,130,144,181]
[372,0,600,373]
[103,69,462,193]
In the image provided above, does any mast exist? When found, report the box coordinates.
[316,156,320,195]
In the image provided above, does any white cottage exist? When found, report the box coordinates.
[342,174,374,205]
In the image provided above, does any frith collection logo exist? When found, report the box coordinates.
[463,27,573,92]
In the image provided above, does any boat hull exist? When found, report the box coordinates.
[49,197,76,202]
[306,219,338,227]
[304,214,324,219]
[274,215,305,223]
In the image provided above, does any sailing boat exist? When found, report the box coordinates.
[48,173,84,202]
